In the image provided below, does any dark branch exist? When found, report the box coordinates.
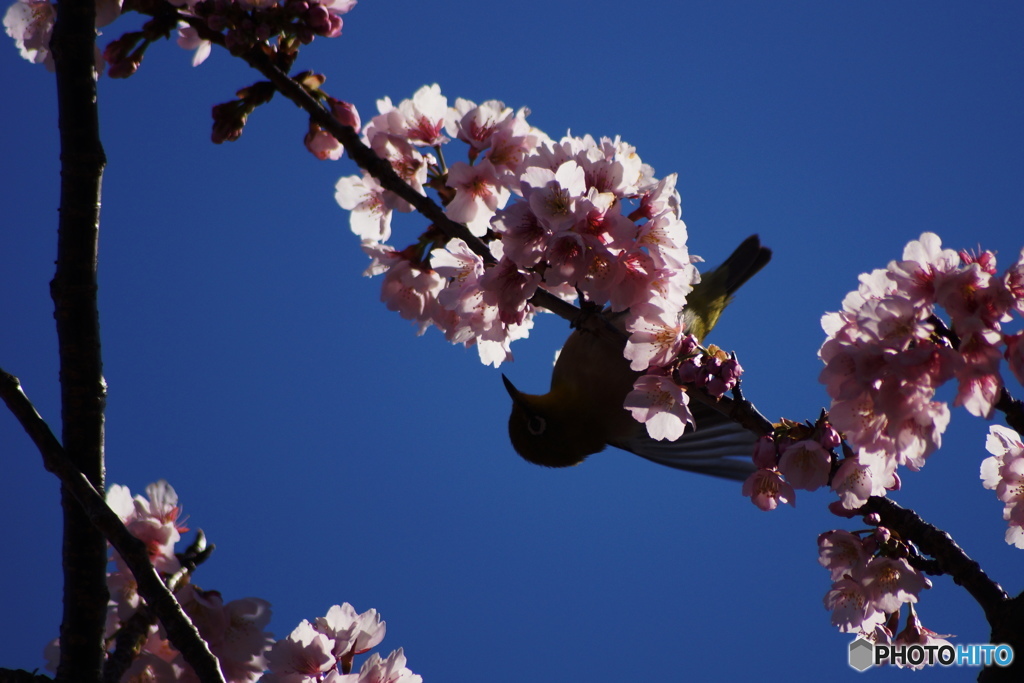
[858,497,1008,618]
[996,388,1024,435]
[50,0,109,679]
[0,370,226,683]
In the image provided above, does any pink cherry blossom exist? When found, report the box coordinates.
[887,232,961,305]
[624,374,694,441]
[491,202,550,269]
[4,0,55,69]
[622,302,687,372]
[445,160,510,236]
[263,620,336,683]
[314,603,387,661]
[741,468,796,511]
[106,480,186,573]
[522,160,587,232]
[890,608,954,670]
[954,328,1003,418]
[635,213,688,260]
[606,249,658,312]
[861,556,931,613]
[177,587,272,683]
[335,174,392,243]
[369,134,432,211]
[778,439,832,491]
[484,110,544,188]
[542,229,588,288]
[831,455,892,509]
[818,530,870,581]
[365,86,447,149]
[378,258,445,334]
[575,135,646,197]
[981,424,1024,548]
[478,257,540,326]
[824,576,886,633]
[336,648,421,683]
[431,238,485,308]
[447,97,515,152]
[694,350,742,398]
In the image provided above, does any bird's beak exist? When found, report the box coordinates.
[501,374,522,402]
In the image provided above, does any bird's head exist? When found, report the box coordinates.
[502,374,607,468]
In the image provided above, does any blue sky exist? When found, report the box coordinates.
[2,1,1023,681]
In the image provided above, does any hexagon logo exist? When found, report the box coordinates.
[849,637,875,671]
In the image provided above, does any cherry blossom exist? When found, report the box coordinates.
[263,620,336,683]
[106,480,187,573]
[824,576,886,633]
[861,556,931,613]
[817,530,870,581]
[177,587,272,683]
[444,160,510,236]
[4,0,55,69]
[368,84,449,148]
[778,439,831,491]
[314,603,387,662]
[623,373,694,441]
[831,455,893,510]
[741,468,796,511]
[335,175,392,243]
[622,303,688,372]
[336,648,422,683]
[890,608,954,670]
[980,424,1024,548]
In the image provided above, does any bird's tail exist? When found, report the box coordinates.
[685,234,773,343]
[609,403,757,481]
[719,234,773,296]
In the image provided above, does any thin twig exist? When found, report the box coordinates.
[182,16,582,325]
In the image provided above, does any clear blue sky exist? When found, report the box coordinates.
[2,2,1023,681]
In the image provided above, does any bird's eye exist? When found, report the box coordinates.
[527,415,546,436]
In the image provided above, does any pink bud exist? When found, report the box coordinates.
[328,98,361,133]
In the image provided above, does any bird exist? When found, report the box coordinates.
[503,234,771,480]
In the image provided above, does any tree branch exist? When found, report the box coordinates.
[50,0,109,680]
[0,370,227,683]
[858,496,1023,682]
[180,16,582,325]
[242,48,584,323]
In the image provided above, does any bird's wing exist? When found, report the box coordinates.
[608,402,757,481]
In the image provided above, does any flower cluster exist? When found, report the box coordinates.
[4,0,356,75]
[819,526,936,653]
[336,84,725,438]
[175,0,357,68]
[981,425,1024,548]
[264,605,419,683]
[741,417,839,510]
[43,481,413,683]
[819,232,1024,508]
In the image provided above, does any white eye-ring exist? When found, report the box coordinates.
[527,415,546,436]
